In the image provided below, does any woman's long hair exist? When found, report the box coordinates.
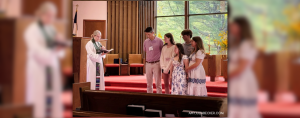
[192,36,205,54]
[175,43,185,62]
[233,17,253,41]
[163,33,175,46]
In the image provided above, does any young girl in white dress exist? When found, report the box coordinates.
[169,43,189,95]
[185,36,207,96]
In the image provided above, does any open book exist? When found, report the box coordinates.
[101,49,114,53]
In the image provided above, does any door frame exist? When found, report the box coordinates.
[83,19,106,39]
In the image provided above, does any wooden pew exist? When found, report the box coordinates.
[73,110,136,117]
[80,90,227,117]
[72,82,90,110]
[0,105,33,118]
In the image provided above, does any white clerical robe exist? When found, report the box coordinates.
[24,21,64,118]
[85,40,106,90]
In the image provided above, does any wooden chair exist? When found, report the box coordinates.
[128,54,144,75]
[104,54,121,75]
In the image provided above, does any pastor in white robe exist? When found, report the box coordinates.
[24,21,64,118]
[85,40,106,90]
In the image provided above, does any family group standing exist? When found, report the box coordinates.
[86,27,207,97]
[144,27,207,96]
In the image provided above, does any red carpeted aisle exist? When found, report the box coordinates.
[104,74,227,97]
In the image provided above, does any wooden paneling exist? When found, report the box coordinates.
[79,38,90,82]
[73,37,82,82]
[22,0,63,18]
[119,1,123,61]
[116,1,119,55]
[111,1,115,54]
[128,1,132,59]
[0,19,15,105]
[207,55,222,82]
[73,111,136,117]
[123,1,128,60]
[107,1,112,53]
[72,82,90,110]
[0,105,33,118]
[81,90,226,117]
[107,1,141,61]
[83,20,106,38]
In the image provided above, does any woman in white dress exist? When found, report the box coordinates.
[160,33,176,94]
[228,17,260,118]
[185,36,207,96]
[86,30,107,90]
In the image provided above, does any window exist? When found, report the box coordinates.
[156,1,228,55]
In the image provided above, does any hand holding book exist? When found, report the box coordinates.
[101,49,114,53]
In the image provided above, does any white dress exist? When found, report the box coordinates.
[86,40,106,90]
[24,21,64,118]
[171,55,188,95]
[187,50,207,96]
[228,40,260,118]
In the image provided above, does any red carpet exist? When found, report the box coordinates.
[104,74,227,97]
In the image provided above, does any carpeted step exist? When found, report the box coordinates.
[105,86,227,97]
[105,81,227,93]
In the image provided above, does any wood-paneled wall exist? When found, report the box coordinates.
[138,1,156,58]
[107,1,156,60]
[107,1,139,61]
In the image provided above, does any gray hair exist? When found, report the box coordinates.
[35,1,57,17]
[91,30,101,38]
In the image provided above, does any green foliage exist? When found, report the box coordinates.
[157,1,228,55]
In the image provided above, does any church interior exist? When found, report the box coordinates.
[0,0,300,118]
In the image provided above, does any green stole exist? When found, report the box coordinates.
[91,38,102,90]
[38,20,55,117]
[38,20,56,91]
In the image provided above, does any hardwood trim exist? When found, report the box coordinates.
[124,1,128,60]
[149,1,152,27]
[134,1,140,54]
[132,1,136,54]
[128,1,132,58]
[189,12,228,16]
[107,1,111,51]
[73,110,136,117]
[116,1,119,54]
[111,1,115,54]
[185,1,189,29]
[154,1,157,37]
[155,15,185,18]
[147,1,150,28]
[83,20,106,38]
[119,1,123,59]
